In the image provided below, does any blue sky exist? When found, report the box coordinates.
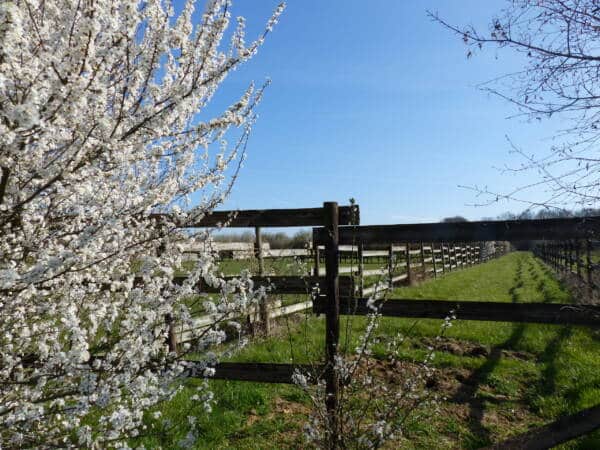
[193,1,565,225]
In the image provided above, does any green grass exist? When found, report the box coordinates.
[134,252,600,449]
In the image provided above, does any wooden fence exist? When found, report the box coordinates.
[174,206,600,449]
[534,240,598,300]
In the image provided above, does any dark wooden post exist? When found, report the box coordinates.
[440,242,446,274]
[255,226,270,335]
[313,245,320,277]
[406,243,412,285]
[576,240,582,279]
[159,239,178,354]
[165,314,178,354]
[568,240,573,274]
[324,202,340,448]
[420,242,426,278]
[587,239,593,299]
[358,242,364,298]
[388,244,394,287]
[431,242,437,278]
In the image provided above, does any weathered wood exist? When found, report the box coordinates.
[323,201,340,449]
[312,298,600,326]
[206,362,320,384]
[420,242,426,277]
[358,242,364,297]
[431,243,437,278]
[153,205,359,228]
[255,226,270,335]
[576,240,582,278]
[165,313,178,354]
[405,242,412,285]
[483,403,600,450]
[587,239,594,298]
[440,243,446,274]
[313,246,320,277]
[164,275,354,296]
[314,216,600,245]
[388,244,394,286]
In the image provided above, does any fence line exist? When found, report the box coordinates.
[172,204,600,448]
[534,240,597,299]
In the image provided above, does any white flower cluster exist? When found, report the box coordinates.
[0,0,285,447]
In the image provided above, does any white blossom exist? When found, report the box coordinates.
[0,0,285,447]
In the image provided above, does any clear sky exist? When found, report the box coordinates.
[192,1,565,225]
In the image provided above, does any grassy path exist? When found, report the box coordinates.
[135,252,600,449]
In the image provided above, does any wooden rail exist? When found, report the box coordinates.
[313,297,600,327]
[153,205,359,228]
[169,275,354,296]
[210,362,320,384]
[314,216,600,246]
[484,403,600,450]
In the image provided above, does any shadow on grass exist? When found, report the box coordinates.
[450,255,528,448]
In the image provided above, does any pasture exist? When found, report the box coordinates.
[134,252,600,449]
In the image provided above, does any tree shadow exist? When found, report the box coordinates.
[536,326,573,397]
[451,255,527,446]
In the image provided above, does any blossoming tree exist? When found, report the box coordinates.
[0,0,283,446]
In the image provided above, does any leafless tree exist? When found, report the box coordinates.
[430,1,600,210]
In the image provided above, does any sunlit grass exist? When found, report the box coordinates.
[134,252,600,449]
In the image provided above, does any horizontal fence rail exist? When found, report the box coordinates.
[153,205,359,228]
[169,275,354,296]
[210,362,320,384]
[313,297,600,327]
[314,216,600,246]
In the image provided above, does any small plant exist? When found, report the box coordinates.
[294,282,456,449]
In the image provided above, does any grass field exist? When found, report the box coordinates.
[134,252,600,449]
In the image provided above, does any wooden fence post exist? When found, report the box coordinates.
[313,245,320,277]
[255,226,270,335]
[406,243,412,285]
[420,242,426,278]
[158,238,178,354]
[165,313,178,354]
[358,242,364,298]
[587,239,593,299]
[323,202,340,448]
[568,240,574,274]
[388,244,394,287]
[431,242,437,278]
[576,240,582,279]
[441,243,446,274]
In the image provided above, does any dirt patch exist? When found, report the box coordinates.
[421,337,534,361]
[272,397,310,416]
